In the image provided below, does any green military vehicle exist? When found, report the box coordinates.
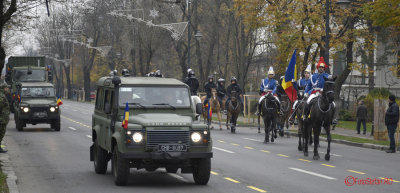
[14,82,60,131]
[5,56,52,113]
[90,75,212,186]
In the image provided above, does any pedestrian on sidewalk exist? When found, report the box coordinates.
[356,100,367,135]
[385,95,399,153]
[0,82,10,153]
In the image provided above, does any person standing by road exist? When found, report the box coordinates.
[385,95,399,153]
[0,82,10,153]
[356,100,368,135]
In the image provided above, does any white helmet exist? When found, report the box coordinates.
[305,64,312,73]
[267,66,275,75]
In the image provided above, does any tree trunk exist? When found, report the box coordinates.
[367,21,375,91]
[334,18,354,100]
[83,70,91,102]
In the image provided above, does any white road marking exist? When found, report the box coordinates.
[213,147,235,154]
[319,151,342,157]
[86,135,92,139]
[68,127,77,131]
[289,167,337,180]
[243,138,263,142]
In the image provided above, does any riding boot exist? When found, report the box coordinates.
[276,101,282,115]
[256,103,261,116]
[332,106,338,125]
[303,104,310,121]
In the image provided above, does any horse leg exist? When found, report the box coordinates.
[218,111,222,130]
[286,119,290,138]
[325,124,331,161]
[304,123,309,157]
[309,127,313,145]
[271,117,276,142]
[264,118,269,143]
[298,121,303,151]
[258,115,261,133]
[313,126,321,160]
[231,114,236,133]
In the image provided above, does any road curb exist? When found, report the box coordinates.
[211,120,390,151]
[0,153,19,193]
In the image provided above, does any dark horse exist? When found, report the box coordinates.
[276,85,293,137]
[226,91,241,133]
[258,92,279,143]
[303,77,336,160]
[293,87,307,151]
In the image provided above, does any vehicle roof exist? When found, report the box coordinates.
[97,76,187,87]
[20,82,54,87]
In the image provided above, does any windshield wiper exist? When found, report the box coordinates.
[127,102,147,110]
[152,103,176,110]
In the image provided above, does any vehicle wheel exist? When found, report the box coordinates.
[16,119,24,131]
[112,145,129,186]
[166,167,178,173]
[192,158,211,185]
[93,139,108,174]
[52,119,61,131]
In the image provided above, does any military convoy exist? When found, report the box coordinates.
[5,56,60,131]
[90,75,213,186]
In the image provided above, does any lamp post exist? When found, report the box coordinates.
[326,0,351,70]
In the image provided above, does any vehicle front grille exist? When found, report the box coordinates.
[30,107,48,112]
[146,130,190,150]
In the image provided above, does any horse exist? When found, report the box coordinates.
[201,88,222,129]
[303,77,336,161]
[276,85,293,137]
[226,91,241,133]
[258,91,279,143]
[293,88,307,151]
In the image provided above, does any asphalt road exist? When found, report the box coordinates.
[4,100,400,193]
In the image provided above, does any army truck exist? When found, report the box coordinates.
[14,82,60,131]
[5,56,52,113]
[90,75,212,186]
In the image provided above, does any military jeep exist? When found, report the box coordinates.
[90,75,212,186]
[14,82,60,131]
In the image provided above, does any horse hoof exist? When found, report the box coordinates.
[279,131,284,137]
[271,137,274,142]
[304,152,308,157]
[263,140,269,144]
[313,155,320,160]
[298,145,303,151]
[274,134,277,139]
[325,154,330,161]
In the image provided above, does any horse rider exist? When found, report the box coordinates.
[184,68,200,96]
[203,75,217,106]
[303,57,337,124]
[217,78,226,110]
[121,69,130,77]
[257,66,281,116]
[289,64,312,124]
[225,76,243,113]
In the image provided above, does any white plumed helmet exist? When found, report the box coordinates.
[267,66,275,75]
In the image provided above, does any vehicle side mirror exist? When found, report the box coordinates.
[104,103,111,114]
[195,103,202,114]
[48,71,53,82]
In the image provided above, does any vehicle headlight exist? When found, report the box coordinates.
[50,107,56,112]
[191,132,202,143]
[23,107,29,113]
[132,132,143,143]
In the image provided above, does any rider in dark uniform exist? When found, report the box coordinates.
[184,69,200,96]
[217,78,226,109]
[225,76,243,113]
[203,75,217,106]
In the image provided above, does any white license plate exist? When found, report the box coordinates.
[158,144,187,152]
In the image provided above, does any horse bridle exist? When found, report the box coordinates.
[318,80,335,113]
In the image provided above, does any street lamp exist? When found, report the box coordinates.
[325,0,351,70]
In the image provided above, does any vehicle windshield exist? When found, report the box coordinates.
[119,86,191,107]
[21,87,55,97]
[13,70,46,82]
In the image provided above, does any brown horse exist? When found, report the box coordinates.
[226,91,241,133]
[201,88,222,129]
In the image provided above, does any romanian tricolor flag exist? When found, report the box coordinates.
[122,102,129,129]
[57,96,63,106]
[207,102,212,120]
[281,49,298,102]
